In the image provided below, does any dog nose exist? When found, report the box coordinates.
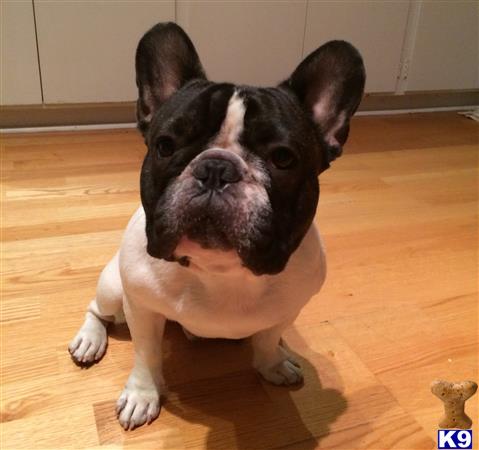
[192,158,242,190]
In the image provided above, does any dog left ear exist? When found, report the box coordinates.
[284,41,365,171]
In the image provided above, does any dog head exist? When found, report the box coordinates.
[136,22,365,275]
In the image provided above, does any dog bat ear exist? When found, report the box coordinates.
[283,41,365,170]
[135,22,206,135]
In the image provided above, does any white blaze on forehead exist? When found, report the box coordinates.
[213,90,246,151]
[207,89,268,186]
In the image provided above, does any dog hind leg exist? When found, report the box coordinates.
[69,252,123,364]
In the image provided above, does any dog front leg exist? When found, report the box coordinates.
[252,321,303,386]
[116,296,165,430]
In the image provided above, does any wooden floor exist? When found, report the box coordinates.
[1,112,478,449]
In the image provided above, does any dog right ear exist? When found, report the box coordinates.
[135,22,206,135]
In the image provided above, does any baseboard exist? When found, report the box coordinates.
[360,90,479,111]
[1,91,478,129]
[0,102,135,129]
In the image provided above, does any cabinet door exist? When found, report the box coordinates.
[177,0,307,86]
[407,1,478,91]
[34,1,174,104]
[1,1,42,105]
[303,1,410,93]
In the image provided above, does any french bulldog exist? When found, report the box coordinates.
[69,22,365,430]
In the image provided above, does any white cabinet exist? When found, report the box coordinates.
[303,0,410,93]
[177,0,307,86]
[34,0,175,104]
[1,1,42,105]
[1,1,477,109]
[406,0,479,91]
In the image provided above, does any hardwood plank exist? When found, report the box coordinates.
[1,112,476,449]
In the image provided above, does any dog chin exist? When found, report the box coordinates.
[172,188,246,250]
[148,183,275,272]
[184,213,233,247]
[173,236,243,273]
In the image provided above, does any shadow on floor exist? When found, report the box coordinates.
[157,322,348,449]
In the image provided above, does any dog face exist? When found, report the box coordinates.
[136,23,365,275]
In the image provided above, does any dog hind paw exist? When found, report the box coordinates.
[258,357,304,386]
[68,317,108,365]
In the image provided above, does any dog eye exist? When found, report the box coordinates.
[155,136,176,158]
[270,147,298,170]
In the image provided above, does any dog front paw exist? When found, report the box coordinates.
[116,385,161,430]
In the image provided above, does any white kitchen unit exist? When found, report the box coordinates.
[177,0,307,87]
[1,1,42,105]
[406,0,479,91]
[1,0,477,118]
[33,0,175,103]
[303,0,410,93]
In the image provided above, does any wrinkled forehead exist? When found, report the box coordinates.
[150,81,306,148]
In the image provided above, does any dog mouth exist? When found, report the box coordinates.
[147,167,274,272]
[180,189,236,251]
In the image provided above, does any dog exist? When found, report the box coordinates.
[68,22,365,430]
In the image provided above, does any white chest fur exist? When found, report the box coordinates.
[119,207,326,339]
